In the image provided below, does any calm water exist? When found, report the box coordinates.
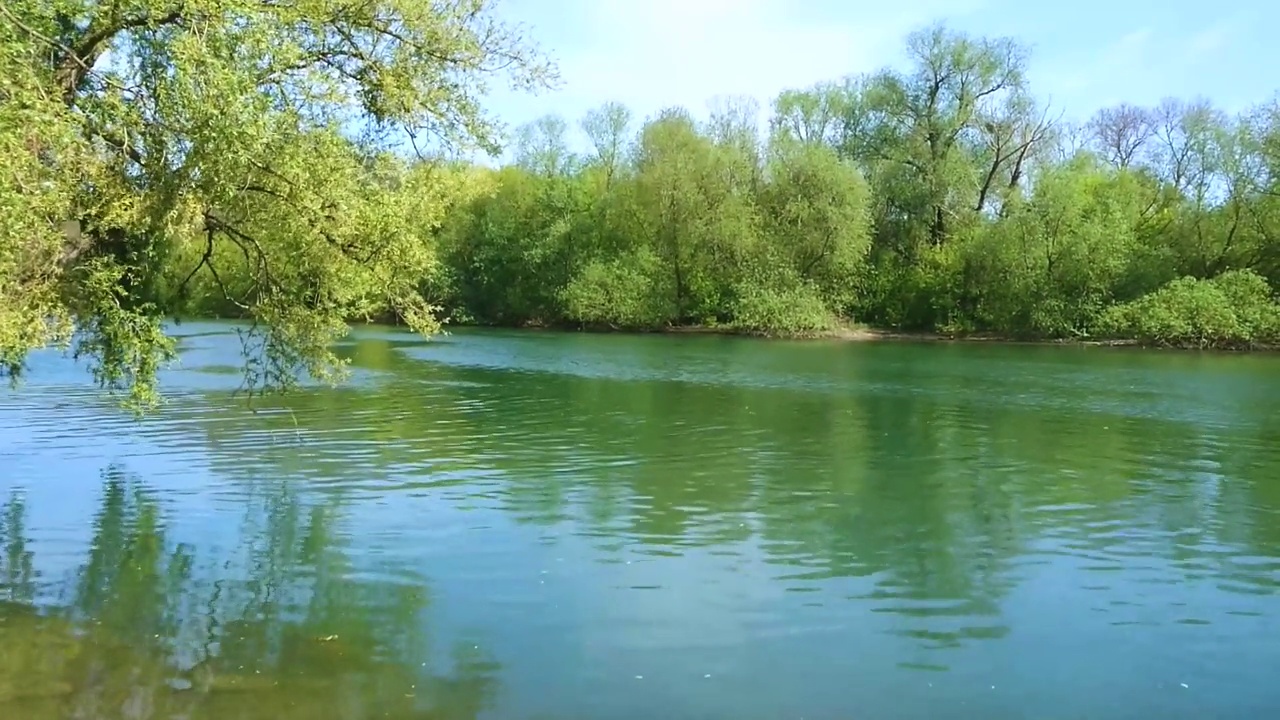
[2,324,1279,719]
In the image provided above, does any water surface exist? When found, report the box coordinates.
[2,324,1279,719]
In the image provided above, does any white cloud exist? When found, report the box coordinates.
[1188,18,1236,59]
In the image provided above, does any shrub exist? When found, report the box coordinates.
[1095,270,1280,348]
[560,249,672,328]
[729,282,836,336]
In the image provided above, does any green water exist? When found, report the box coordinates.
[2,324,1279,719]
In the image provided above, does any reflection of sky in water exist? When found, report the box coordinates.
[2,322,1280,719]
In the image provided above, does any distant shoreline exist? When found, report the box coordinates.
[183,314,1279,352]
[436,320,1280,353]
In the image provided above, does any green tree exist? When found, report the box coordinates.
[847,25,1030,253]
[756,139,871,312]
[631,108,745,323]
[437,165,588,326]
[580,101,633,191]
[958,157,1152,336]
[0,0,553,407]
[770,81,853,147]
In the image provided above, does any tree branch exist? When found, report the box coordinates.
[55,8,186,103]
[177,225,216,300]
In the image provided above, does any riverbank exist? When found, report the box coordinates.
[193,312,1279,352]
[437,318,1280,352]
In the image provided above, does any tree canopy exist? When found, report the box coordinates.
[1,0,553,406]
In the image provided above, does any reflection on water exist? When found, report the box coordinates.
[0,472,497,719]
[2,323,1280,719]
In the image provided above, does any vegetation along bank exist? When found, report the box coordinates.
[3,2,1279,408]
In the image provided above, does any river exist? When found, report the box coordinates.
[2,322,1279,719]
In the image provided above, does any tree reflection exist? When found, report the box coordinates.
[1,490,35,604]
[152,329,1280,662]
[0,468,500,719]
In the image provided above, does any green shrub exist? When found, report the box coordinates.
[1095,270,1280,348]
[1211,269,1280,339]
[560,249,672,328]
[729,282,836,336]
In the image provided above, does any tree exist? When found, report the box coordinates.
[705,94,763,192]
[770,82,850,147]
[757,139,871,310]
[1245,99,1280,283]
[580,101,632,190]
[841,25,1030,254]
[963,157,1151,335]
[437,164,591,327]
[1087,104,1154,169]
[514,114,576,178]
[631,108,734,323]
[0,0,554,407]
[972,94,1055,215]
[1148,98,1221,195]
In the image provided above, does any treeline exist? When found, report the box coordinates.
[418,26,1280,347]
[152,24,1280,349]
[7,8,1280,408]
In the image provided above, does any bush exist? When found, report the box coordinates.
[1211,269,1280,338]
[560,249,672,328]
[729,282,836,336]
[1095,270,1280,348]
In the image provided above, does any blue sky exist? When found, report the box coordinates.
[482,0,1279,153]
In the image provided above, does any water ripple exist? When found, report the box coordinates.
[2,323,1280,719]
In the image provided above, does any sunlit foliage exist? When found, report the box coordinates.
[1,0,553,407]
